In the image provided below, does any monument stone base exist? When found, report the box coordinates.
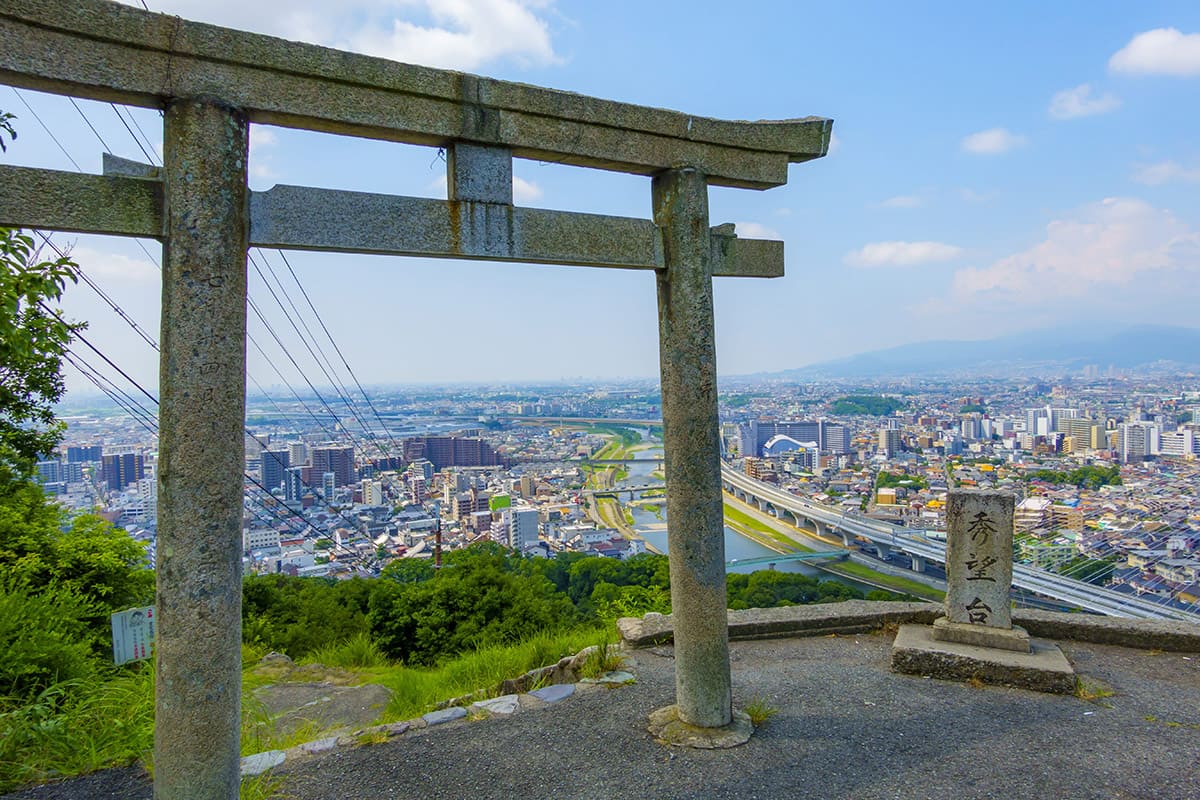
[891,624,1076,695]
[931,616,1031,653]
[647,705,754,749]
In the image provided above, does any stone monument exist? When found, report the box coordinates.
[891,489,1075,693]
[931,491,1030,652]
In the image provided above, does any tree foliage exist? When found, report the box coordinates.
[831,395,904,416]
[1026,465,1121,490]
[0,113,82,480]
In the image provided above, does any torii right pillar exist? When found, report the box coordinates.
[648,168,753,746]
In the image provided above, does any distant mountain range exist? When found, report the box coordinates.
[762,325,1200,379]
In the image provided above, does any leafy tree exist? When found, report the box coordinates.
[0,113,81,480]
[368,543,578,665]
[379,556,436,585]
[241,574,372,657]
[831,395,904,416]
[0,482,153,655]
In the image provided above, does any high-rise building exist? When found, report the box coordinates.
[879,428,902,457]
[402,436,507,470]
[288,441,308,468]
[311,445,356,487]
[362,479,385,506]
[1063,418,1107,452]
[321,472,337,504]
[509,507,539,551]
[1049,408,1079,433]
[1024,408,1049,437]
[66,445,102,463]
[261,449,290,494]
[1159,429,1199,457]
[1117,422,1160,463]
[102,451,145,492]
[741,420,851,456]
[284,466,306,503]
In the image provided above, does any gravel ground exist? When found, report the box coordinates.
[5,633,1199,800]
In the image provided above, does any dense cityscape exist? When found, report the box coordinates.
[40,373,1200,617]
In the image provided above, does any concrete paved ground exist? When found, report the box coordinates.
[6,632,1199,800]
[283,632,1200,800]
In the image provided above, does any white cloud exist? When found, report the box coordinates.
[1110,28,1200,76]
[880,195,922,209]
[961,128,1028,155]
[844,241,964,268]
[827,132,841,156]
[952,197,1200,297]
[118,0,560,72]
[71,246,160,284]
[1048,83,1121,119]
[427,172,541,202]
[733,222,782,240]
[1132,160,1200,185]
[513,176,542,203]
[249,126,278,155]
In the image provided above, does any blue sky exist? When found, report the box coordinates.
[7,1,1200,394]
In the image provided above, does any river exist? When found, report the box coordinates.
[612,429,868,591]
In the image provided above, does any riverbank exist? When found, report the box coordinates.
[720,495,945,601]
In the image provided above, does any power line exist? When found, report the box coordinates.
[110,103,158,166]
[34,231,160,351]
[10,88,80,170]
[68,97,113,154]
[276,248,404,458]
[247,249,386,459]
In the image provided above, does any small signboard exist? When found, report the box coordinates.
[112,605,156,665]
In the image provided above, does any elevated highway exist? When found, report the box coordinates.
[722,466,1199,623]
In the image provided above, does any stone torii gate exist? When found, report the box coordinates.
[0,0,830,795]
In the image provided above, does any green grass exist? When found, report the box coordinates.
[824,561,945,600]
[723,502,810,553]
[577,638,626,680]
[304,632,391,669]
[723,497,945,601]
[0,665,155,792]
[2,626,613,794]
[743,696,779,726]
[360,626,609,723]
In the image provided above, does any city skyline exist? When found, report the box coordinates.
[6,1,1200,395]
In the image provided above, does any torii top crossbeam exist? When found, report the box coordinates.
[0,0,828,189]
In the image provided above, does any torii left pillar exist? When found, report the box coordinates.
[155,97,249,800]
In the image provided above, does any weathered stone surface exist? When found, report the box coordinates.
[891,624,1075,694]
[933,617,1031,653]
[580,670,636,686]
[621,601,1200,653]
[529,683,575,704]
[239,750,286,777]
[252,682,392,736]
[653,167,731,730]
[422,707,468,726]
[647,705,753,749]
[154,97,249,800]
[297,737,339,755]
[448,143,512,204]
[0,0,832,188]
[249,183,781,277]
[943,490,1016,630]
[619,600,941,647]
[0,164,160,237]
[1014,609,1200,653]
[471,694,521,716]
